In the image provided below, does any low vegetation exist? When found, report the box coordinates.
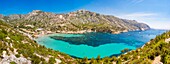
[0,19,170,64]
[3,10,150,34]
[117,31,170,64]
[0,20,74,64]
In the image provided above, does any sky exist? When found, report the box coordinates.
[0,0,170,29]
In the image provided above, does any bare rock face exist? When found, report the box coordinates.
[165,38,170,43]
[29,10,42,15]
[0,54,31,64]
[0,20,64,64]
[3,9,150,33]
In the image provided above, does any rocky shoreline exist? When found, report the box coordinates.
[17,27,149,41]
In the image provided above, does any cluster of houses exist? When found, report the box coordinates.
[20,24,54,38]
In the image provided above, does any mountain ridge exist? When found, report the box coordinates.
[0,20,169,64]
[0,10,170,63]
[2,9,150,35]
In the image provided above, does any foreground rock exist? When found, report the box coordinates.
[0,20,73,64]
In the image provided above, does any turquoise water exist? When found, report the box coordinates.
[36,29,166,58]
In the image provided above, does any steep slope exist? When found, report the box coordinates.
[3,10,150,34]
[0,16,170,64]
[117,31,170,64]
[0,20,74,64]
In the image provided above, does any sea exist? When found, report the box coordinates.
[36,29,167,58]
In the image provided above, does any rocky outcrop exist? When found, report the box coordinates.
[165,38,170,43]
[0,51,31,64]
[2,9,150,34]
[0,20,73,64]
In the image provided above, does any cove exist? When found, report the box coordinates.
[36,29,166,58]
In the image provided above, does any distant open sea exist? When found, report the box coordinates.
[36,29,167,58]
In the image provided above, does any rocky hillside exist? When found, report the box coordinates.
[2,10,150,34]
[0,14,170,64]
[117,31,170,64]
[0,20,75,64]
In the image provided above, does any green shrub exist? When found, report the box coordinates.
[49,57,56,64]
[10,61,16,64]
[15,54,20,58]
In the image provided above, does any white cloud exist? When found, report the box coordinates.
[124,13,157,17]
[116,12,158,21]
[131,0,145,4]
[116,12,170,30]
